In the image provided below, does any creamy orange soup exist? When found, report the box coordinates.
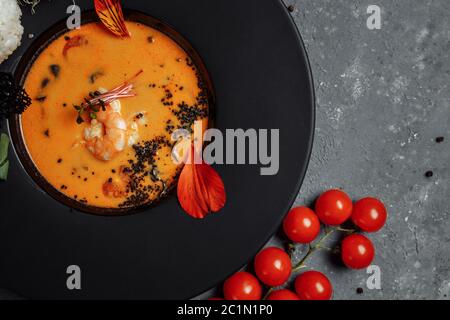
[21,21,209,209]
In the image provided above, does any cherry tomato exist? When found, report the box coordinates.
[254,247,291,286]
[266,289,299,300]
[341,234,375,269]
[351,197,387,232]
[283,207,321,243]
[315,189,353,225]
[223,271,262,300]
[294,271,333,300]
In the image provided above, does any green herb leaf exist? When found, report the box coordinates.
[89,112,97,119]
[0,133,10,181]
[0,133,9,166]
[0,160,9,181]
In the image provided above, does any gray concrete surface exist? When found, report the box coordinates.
[285,0,450,300]
[200,0,450,300]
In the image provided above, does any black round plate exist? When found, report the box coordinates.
[0,0,314,299]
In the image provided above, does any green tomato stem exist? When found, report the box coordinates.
[262,287,274,300]
[292,228,335,273]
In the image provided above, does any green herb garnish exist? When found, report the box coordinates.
[72,70,143,125]
[0,133,10,181]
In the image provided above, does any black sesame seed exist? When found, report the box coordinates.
[64,36,70,41]
[425,171,434,178]
[116,66,208,208]
[436,136,444,143]
[44,129,50,137]
[356,287,364,294]
[57,158,62,163]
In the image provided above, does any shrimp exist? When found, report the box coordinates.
[84,100,127,161]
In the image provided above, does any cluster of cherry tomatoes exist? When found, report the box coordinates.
[209,189,387,300]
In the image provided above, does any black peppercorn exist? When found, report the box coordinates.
[49,64,60,78]
[41,78,50,89]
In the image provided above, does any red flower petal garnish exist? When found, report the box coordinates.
[94,0,130,37]
[177,146,226,219]
[63,35,88,56]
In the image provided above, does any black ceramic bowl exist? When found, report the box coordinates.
[8,10,215,216]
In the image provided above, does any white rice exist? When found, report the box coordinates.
[0,0,24,64]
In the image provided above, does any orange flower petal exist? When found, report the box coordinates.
[177,146,226,219]
[94,0,130,37]
[177,170,207,219]
[195,162,226,212]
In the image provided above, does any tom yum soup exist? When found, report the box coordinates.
[20,21,210,210]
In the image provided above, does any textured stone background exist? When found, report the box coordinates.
[1,0,448,300]
[199,0,450,300]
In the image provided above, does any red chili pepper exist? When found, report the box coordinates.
[63,35,88,56]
